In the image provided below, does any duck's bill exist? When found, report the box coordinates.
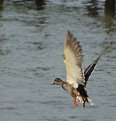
[50,83,55,85]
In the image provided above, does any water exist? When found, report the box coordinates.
[0,0,116,121]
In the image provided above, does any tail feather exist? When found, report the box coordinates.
[87,97,94,105]
[76,96,94,105]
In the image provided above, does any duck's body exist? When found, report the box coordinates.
[52,78,93,108]
[51,31,107,108]
[63,81,89,108]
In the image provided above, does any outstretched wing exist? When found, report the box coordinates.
[63,31,85,88]
[84,47,109,87]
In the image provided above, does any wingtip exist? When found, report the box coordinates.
[67,30,70,34]
[66,30,73,43]
[66,30,77,42]
[103,46,110,54]
[66,30,71,37]
[94,46,110,64]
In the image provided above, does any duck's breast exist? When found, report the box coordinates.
[62,83,73,96]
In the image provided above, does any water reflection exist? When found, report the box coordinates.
[11,0,46,10]
[32,41,43,50]
[0,37,10,55]
[0,0,3,5]
[104,0,116,35]
[0,0,3,10]
[35,0,46,10]
[84,0,99,17]
[0,47,10,55]
[83,0,116,36]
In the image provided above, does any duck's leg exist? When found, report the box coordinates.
[73,97,78,107]
[83,103,85,109]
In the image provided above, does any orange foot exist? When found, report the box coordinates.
[73,97,78,107]
[83,103,85,109]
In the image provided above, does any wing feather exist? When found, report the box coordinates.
[63,31,85,88]
[84,46,109,86]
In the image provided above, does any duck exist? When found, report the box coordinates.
[51,30,108,108]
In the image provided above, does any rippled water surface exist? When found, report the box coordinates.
[0,0,116,121]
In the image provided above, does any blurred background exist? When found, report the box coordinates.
[0,0,116,121]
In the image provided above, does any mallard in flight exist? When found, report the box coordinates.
[51,30,107,108]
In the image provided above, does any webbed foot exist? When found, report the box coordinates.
[73,97,78,107]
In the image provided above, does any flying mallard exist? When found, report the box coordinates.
[51,30,107,108]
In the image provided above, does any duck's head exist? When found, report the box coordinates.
[51,78,64,86]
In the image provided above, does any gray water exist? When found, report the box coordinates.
[0,0,116,121]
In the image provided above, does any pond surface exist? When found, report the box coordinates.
[0,0,116,121]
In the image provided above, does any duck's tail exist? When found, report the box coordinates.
[76,96,94,105]
[87,97,94,105]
